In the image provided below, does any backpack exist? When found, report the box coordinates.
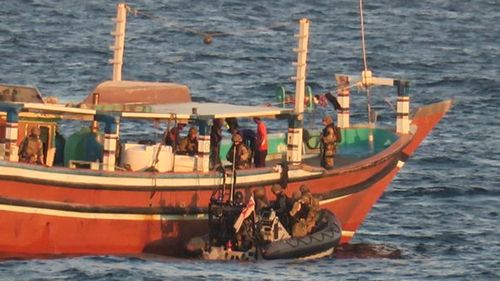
[333,126,342,143]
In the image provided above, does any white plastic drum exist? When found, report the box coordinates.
[120,143,173,172]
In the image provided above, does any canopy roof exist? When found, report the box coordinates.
[121,102,293,120]
[0,101,292,121]
[0,84,45,104]
[80,80,191,105]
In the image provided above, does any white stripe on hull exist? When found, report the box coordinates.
[319,194,351,205]
[0,203,207,221]
[298,247,334,260]
[341,230,355,237]
[0,165,322,188]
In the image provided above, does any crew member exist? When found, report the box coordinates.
[253,117,268,167]
[234,191,245,207]
[300,185,319,233]
[227,133,251,170]
[253,188,269,213]
[210,118,224,170]
[271,185,291,231]
[19,127,45,165]
[226,117,239,135]
[178,127,198,156]
[165,123,186,152]
[320,115,338,169]
[289,191,309,237]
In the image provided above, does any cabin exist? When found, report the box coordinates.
[0,99,404,174]
[0,68,412,174]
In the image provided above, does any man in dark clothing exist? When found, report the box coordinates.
[271,185,291,232]
[320,115,338,169]
[253,188,269,213]
[210,118,224,170]
[54,129,65,166]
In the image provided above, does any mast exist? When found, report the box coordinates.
[287,18,310,165]
[110,3,127,81]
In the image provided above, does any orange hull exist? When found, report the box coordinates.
[0,101,452,257]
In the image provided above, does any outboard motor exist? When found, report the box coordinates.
[258,209,290,243]
[208,198,244,249]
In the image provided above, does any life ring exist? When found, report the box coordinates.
[303,129,320,150]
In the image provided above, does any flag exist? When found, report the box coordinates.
[325,92,342,110]
[233,196,255,232]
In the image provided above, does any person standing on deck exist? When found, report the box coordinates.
[18,127,45,165]
[178,127,198,156]
[164,123,186,152]
[226,133,251,170]
[210,118,224,170]
[253,117,268,168]
[320,115,338,169]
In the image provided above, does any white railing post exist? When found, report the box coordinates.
[335,75,350,128]
[110,3,127,81]
[103,133,118,171]
[396,80,410,134]
[5,119,19,162]
[287,18,310,165]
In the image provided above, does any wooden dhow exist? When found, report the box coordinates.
[0,5,452,258]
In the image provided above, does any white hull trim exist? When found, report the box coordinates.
[0,165,321,188]
[0,203,207,221]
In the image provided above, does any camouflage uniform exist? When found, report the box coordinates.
[227,134,251,170]
[19,131,44,165]
[253,188,269,213]
[300,185,320,233]
[178,127,198,156]
[320,116,338,169]
[289,192,310,238]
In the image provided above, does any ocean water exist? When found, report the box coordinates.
[1,0,499,280]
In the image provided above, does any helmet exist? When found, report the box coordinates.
[271,185,282,194]
[300,195,310,204]
[232,133,243,143]
[234,191,243,202]
[322,115,333,125]
[30,127,40,135]
[253,188,265,198]
[299,185,310,194]
[292,190,302,200]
